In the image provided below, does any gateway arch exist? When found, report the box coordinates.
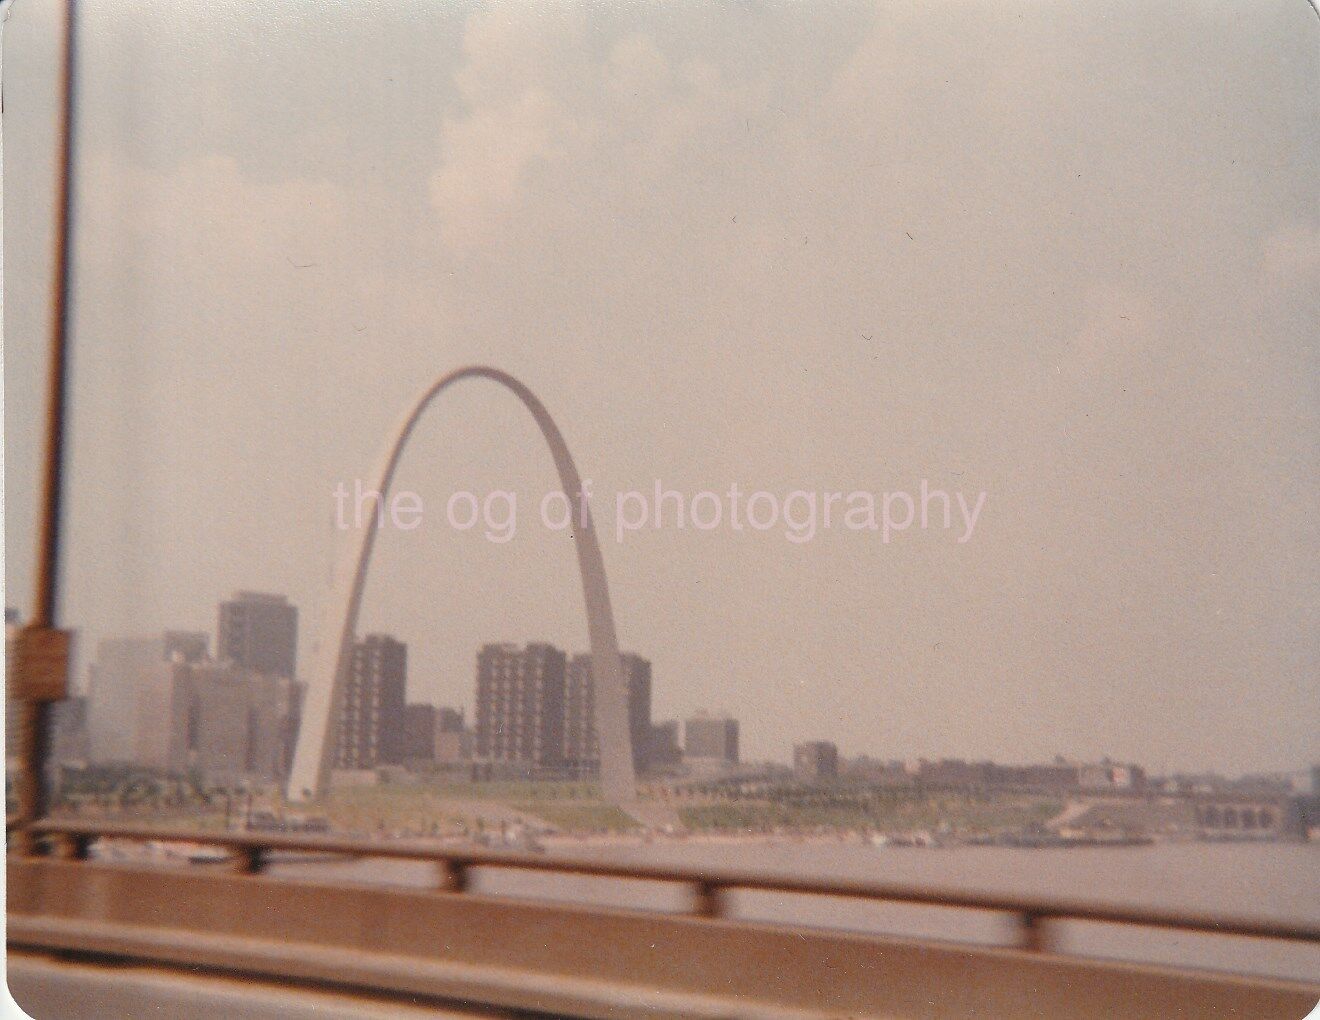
[286,366,636,804]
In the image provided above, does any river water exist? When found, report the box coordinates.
[266,839,1320,984]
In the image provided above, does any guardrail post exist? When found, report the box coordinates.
[691,881,722,918]
[436,859,468,893]
[230,846,265,875]
[54,832,90,861]
[1018,911,1050,952]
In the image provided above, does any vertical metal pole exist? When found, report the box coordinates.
[15,0,78,842]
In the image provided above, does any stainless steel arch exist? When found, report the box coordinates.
[286,367,636,804]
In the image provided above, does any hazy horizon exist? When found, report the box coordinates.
[4,0,1317,774]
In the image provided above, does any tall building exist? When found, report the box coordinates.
[793,740,839,781]
[50,696,90,764]
[644,719,682,771]
[165,631,209,664]
[85,630,300,780]
[685,714,740,766]
[217,592,297,679]
[401,703,436,760]
[435,707,471,764]
[86,636,176,765]
[437,706,465,733]
[333,634,406,769]
[169,661,300,783]
[562,652,652,774]
[474,643,565,768]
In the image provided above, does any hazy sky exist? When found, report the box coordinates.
[4,0,1317,773]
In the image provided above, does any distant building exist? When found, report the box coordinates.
[334,634,406,769]
[169,660,300,783]
[1079,761,1148,792]
[562,652,652,774]
[401,703,436,760]
[474,643,565,768]
[793,740,839,781]
[49,696,90,764]
[685,714,739,766]
[437,706,465,733]
[1230,772,1297,796]
[164,631,209,664]
[644,720,683,771]
[86,636,177,765]
[217,592,297,679]
[913,758,1116,793]
[388,702,472,765]
[433,706,472,762]
[85,631,299,781]
[842,756,910,784]
[436,727,474,764]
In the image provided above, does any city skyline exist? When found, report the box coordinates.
[5,0,1317,775]
[38,592,1314,785]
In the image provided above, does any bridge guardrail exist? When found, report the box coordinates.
[11,818,1320,956]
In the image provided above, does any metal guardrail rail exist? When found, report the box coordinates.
[13,818,1320,956]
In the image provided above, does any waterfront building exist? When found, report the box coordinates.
[474,643,565,768]
[334,634,406,769]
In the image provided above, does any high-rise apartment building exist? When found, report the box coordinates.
[333,634,406,769]
[216,592,297,679]
[474,643,565,768]
[562,652,652,774]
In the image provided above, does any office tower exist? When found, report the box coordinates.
[684,714,740,766]
[793,740,839,781]
[645,720,682,771]
[216,592,298,679]
[168,660,300,784]
[562,652,652,774]
[333,634,406,769]
[49,696,90,764]
[474,643,565,768]
[164,631,209,664]
[401,703,437,760]
[86,636,176,765]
